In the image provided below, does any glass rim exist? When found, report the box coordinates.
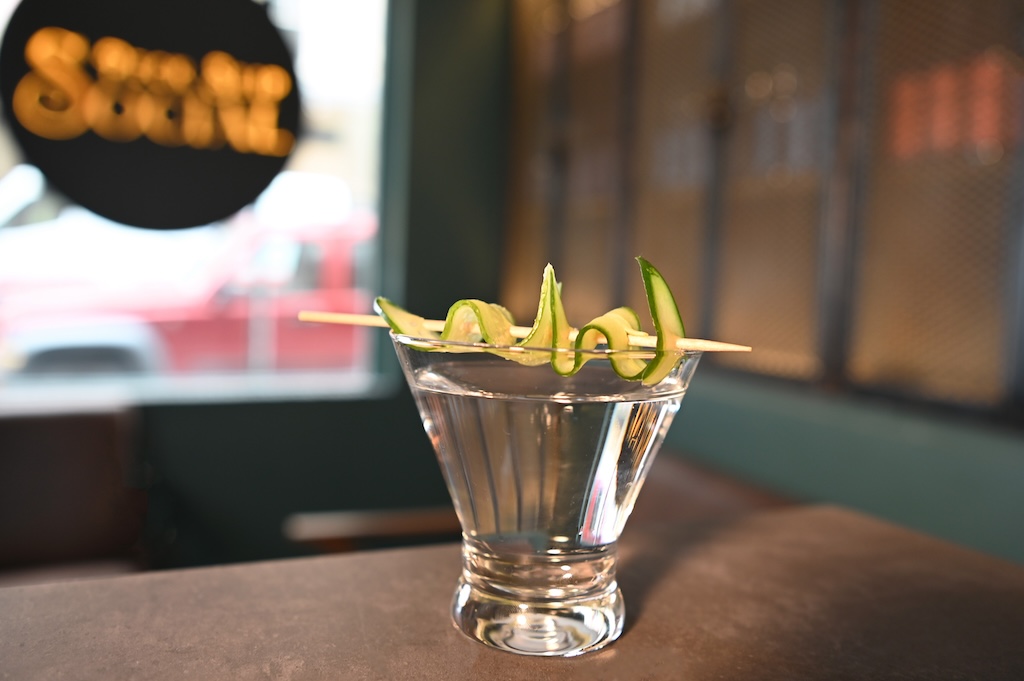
[390,332,702,359]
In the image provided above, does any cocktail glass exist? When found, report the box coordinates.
[390,333,702,657]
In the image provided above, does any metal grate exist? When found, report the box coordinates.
[501,0,564,324]
[848,0,1024,405]
[556,0,631,323]
[503,0,1024,417]
[709,0,832,380]
[503,0,631,326]
[626,0,717,337]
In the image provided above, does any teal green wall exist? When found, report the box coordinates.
[668,370,1024,563]
[402,0,510,316]
[139,394,446,566]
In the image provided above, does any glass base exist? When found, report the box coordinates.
[451,579,624,657]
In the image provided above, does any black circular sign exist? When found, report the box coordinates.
[0,0,301,229]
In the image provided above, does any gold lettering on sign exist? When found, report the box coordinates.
[12,27,295,156]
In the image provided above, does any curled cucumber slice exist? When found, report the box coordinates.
[520,264,575,375]
[374,297,438,339]
[376,296,516,354]
[637,256,687,386]
[573,306,646,379]
[442,299,515,345]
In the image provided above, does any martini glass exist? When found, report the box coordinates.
[390,333,702,657]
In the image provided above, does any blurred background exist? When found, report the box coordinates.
[0,0,1022,584]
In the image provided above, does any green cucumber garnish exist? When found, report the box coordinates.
[573,306,647,379]
[376,258,688,382]
[520,264,575,372]
[441,299,516,346]
[637,256,686,385]
[374,297,439,339]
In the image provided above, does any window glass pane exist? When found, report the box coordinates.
[0,0,388,408]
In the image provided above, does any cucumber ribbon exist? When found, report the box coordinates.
[374,258,688,382]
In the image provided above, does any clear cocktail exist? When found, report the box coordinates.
[392,334,702,656]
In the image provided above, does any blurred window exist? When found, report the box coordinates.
[0,0,388,409]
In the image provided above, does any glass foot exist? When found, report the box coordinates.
[451,580,624,657]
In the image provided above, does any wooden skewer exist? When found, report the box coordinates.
[298,310,752,353]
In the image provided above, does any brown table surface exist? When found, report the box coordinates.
[2,505,1023,680]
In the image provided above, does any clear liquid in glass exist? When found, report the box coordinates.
[404,357,688,656]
